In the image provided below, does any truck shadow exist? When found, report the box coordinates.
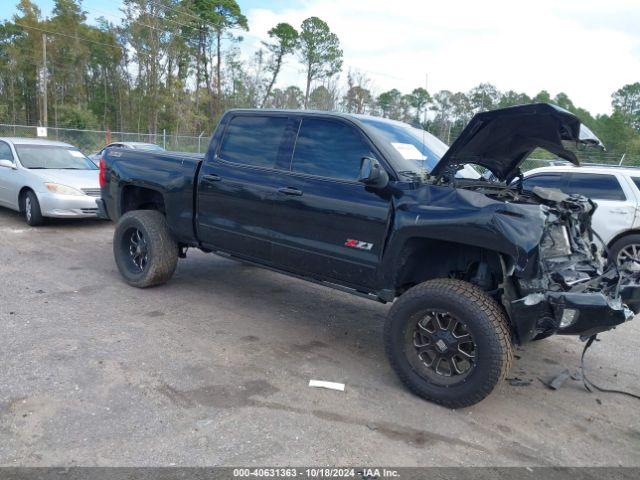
[166,252,390,366]
[160,253,599,402]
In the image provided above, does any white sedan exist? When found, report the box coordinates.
[523,164,640,265]
[0,137,101,226]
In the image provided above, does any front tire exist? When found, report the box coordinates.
[113,210,178,288]
[22,190,44,226]
[384,279,513,408]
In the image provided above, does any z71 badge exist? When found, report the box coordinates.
[344,239,373,251]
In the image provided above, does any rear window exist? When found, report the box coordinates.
[565,173,625,201]
[291,118,374,181]
[219,115,288,168]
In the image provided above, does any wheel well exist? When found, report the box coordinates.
[607,230,640,250]
[121,186,166,216]
[394,238,504,295]
[18,187,33,211]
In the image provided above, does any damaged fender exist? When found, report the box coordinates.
[380,182,547,288]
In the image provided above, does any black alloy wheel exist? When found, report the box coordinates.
[123,227,149,273]
[408,310,476,386]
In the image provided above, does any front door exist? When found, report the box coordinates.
[270,117,392,290]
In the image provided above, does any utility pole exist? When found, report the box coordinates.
[424,73,429,124]
[42,33,48,127]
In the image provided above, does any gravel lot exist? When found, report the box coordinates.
[0,208,639,467]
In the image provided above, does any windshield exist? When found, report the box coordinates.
[358,117,479,179]
[16,145,98,170]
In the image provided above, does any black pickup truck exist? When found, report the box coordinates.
[98,103,640,408]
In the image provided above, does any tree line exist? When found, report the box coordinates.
[1,0,639,160]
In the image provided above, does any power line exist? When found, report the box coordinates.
[124,1,248,37]
[140,0,205,25]
[93,4,199,34]
[15,17,194,59]
[89,7,200,45]
[14,22,125,52]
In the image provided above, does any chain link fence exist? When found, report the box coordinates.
[0,124,210,155]
[1,123,638,172]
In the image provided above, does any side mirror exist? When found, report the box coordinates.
[0,159,16,169]
[358,157,389,189]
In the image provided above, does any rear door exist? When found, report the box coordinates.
[269,116,393,290]
[196,113,295,263]
[564,172,635,244]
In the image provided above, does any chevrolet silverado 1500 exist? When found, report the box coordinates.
[98,103,640,407]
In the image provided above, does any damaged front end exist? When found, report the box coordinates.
[509,186,640,342]
[412,102,640,343]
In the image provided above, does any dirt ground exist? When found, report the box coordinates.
[0,208,639,466]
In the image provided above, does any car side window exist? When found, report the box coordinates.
[219,115,289,169]
[0,141,13,161]
[631,177,640,192]
[565,173,626,201]
[522,173,565,191]
[291,118,375,181]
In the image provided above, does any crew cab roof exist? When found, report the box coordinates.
[224,108,401,127]
[222,109,441,175]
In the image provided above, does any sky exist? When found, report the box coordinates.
[1,0,639,115]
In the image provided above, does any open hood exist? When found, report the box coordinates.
[430,103,604,182]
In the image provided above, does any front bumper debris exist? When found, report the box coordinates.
[511,283,638,343]
[505,188,640,343]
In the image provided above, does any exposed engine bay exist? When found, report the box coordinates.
[392,103,640,343]
[447,177,640,342]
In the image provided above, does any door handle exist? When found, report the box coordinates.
[610,208,629,214]
[202,173,221,183]
[277,187,303,196]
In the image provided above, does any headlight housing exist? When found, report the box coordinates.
[44,183,83,196]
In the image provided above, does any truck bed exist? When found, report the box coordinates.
[101,149,204,244]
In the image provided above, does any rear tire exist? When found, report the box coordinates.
[113,210,178,288]
[384,279,513,408]
[22,190,44,226]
